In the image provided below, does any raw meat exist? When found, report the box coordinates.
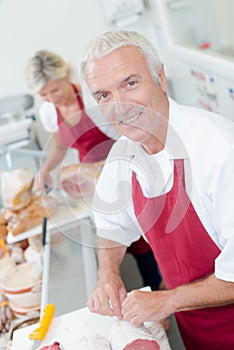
[38,341,62,350]
[123,338,160,349]
[78,334,111,349]
[110,320,160,350]
[58,162,103,199]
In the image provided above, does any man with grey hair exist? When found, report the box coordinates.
[80,31,234,349]
[26,49,161,294]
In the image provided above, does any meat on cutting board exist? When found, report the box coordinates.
[110,320,160,350]
[37,341,62,350]
[78,334,111,349]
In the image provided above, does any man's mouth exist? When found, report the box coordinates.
[119,112,143,125]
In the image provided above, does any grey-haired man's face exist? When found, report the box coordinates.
[84,46,169,154]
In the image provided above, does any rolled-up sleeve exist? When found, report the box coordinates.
[39,102,58,133]
[92,153,142,247]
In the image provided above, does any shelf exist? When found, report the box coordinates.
[170,45,234,79]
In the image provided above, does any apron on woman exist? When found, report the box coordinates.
[132,159,234,349]
[57,84,115,163]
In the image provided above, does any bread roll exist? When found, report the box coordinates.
[3,195,58,236]
[0,224,8,239]
[0,210,8,238]
[1,168,34,210]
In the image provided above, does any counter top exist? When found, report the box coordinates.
[12,307,171,350]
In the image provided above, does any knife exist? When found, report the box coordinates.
[29,218,54,349]
[28,303,55,349]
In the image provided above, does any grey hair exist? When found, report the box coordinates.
[80,31,163,86]
[26,50,70,94]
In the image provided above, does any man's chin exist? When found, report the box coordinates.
[123,130,151,145]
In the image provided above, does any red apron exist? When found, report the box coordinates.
[132,159,234,349]
[127,235,151,255]
[57,84,115,163]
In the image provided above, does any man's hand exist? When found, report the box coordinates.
[121,290,172,327]
[87,274,127,319]
[88,238,128,318]
[122,273,234,327]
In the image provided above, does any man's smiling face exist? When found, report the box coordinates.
[85,46,168,154]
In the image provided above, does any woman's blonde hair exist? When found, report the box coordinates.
[26,50,70,94]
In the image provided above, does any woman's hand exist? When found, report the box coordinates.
[33,170,53,193]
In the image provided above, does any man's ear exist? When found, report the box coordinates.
[157,64,167,94]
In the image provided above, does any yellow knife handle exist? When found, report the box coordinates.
[29,303,55,340]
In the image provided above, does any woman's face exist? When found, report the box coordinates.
[39,78,71,107]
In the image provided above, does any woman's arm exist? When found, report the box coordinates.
[34,132,68,192]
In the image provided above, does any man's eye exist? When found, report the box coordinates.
[98,92,108,101]
[127,80,136,87]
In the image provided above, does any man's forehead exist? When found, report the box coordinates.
[84,46,144,77]
[86,46,143,66]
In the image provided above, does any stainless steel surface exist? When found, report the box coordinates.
[47,221,91,316]
[40,229,51,314]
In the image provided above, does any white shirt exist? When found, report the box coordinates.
[39,88,120,140]
[93,98,234,282]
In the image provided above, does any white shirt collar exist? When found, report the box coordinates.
[123,98,190,197]
[125,98,190,160]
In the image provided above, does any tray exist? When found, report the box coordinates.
[6,200,92,244]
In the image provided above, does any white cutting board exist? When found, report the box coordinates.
[12,307,171,349]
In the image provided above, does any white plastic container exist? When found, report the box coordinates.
[1,262,42,308]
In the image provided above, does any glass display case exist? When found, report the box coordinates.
[152,0,234,120]
[160,0,234,58]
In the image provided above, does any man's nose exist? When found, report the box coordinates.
[112,89,123,102]
[102,101,131,121]
[112,91,131,114]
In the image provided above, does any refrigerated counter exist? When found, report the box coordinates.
[4,199,98,318]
